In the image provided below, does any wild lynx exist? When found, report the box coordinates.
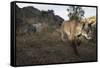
[57,20,92,55]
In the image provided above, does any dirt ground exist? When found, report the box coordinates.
[16,31,97,66]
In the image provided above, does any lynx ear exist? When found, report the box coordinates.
[84,18,88,23]
[81,18,87,24]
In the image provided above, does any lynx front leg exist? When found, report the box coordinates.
[70,40,80,56]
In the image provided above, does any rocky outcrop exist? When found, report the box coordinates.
[15,5,64,34]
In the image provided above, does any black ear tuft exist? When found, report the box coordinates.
[88,23,91,28]
[82,23,85,29]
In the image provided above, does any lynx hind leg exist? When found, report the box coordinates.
[61,31,66,42]
[56,28,66,42]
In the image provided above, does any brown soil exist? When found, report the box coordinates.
[16,31,97,66]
